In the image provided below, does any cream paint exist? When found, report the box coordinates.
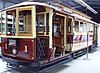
[49,9,53,48]
[72,41,92,52]
[64,18,67,50]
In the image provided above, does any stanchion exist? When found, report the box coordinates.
[86,32,89,59]
[83,32,90,60]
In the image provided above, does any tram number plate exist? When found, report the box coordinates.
[9,39,16,46]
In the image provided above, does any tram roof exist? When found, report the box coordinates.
[0,1,98,25]
[1,1,89,16]
[1,2,63,12]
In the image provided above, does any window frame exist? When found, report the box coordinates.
[17,6,33,36]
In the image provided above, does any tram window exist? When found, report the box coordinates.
[84,23,92,32]
[36,14,45,33]
[46,13,49,35]
[54,24,59,36]
[80,22,84,32]
[6,10,16,35]
[67,18,72,32]
[18,10,32,34]
[1,11,6,34]
[74,21,79,32]
[89,23,93,32]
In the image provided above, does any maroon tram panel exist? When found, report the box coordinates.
[1,38,36,61]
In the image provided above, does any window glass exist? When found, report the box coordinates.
[36,14,45,33]
[89,23,93,32]
[18,10,32,34]
[74,21,79,32]
[1,11,6,34]
[0,13,1,34]
[36,6,50,35]
[67,18,72,33]
[6,10,16,35]
[80,22,84,32]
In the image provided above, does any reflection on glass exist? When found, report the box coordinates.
[7,10,16,35]
[19,15,24,32]
[1,11,6,34]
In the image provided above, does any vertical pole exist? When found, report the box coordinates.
[85,7,89,59]
[86,32,89,59]
[64,17,66,54]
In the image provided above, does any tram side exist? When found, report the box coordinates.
[0,2,98,69]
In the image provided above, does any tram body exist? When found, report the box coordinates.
[0,2,98,67]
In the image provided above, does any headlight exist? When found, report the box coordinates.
[12,48,17,55]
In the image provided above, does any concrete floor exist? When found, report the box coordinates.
[47,47,100,73]
[0,46,100,73]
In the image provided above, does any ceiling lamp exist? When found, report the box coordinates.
[74,0,98,14]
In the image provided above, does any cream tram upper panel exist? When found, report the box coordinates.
[1,2,98,25]
[0,2,89,18]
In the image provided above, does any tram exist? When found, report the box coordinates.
[0,1,98,69]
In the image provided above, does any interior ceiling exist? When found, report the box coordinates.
[63,0,100,23]
[8,0,100,23]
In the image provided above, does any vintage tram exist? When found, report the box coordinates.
[0,1,98,69]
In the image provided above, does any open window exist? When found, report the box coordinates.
[18,7,32,36]
[36,6,49,35]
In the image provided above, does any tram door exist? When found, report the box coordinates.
[53,15,64,57]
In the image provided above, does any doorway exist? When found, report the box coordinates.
[53,15,64,57]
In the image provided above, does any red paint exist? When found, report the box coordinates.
[2,36,49,61]
[2,38,36,61]
[17,39,36,61]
